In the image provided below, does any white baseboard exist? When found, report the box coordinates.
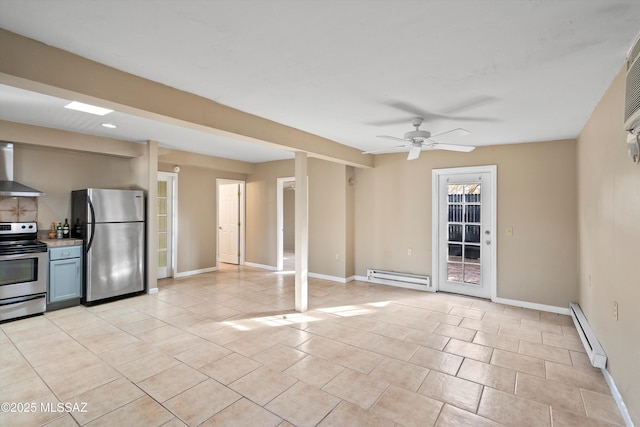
[175,266,218,278]
[308,272,353,284]
[243,264,353,284]
[243,262,277,271]
[492,296,570,315]
[147,288,159,295]
[355,276,570,314]
[601,367,634,427]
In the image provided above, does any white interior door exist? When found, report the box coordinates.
[157,173,176,279]
[433,167,496,299]
[219,183,240,265]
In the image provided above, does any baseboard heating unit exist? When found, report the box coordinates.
[569,303,607,369]
[366,269,431,291]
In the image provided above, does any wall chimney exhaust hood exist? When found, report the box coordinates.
[0,142,45,197]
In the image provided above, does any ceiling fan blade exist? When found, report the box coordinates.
[386,101,446,122]
[367,118,412,126]
[441,95,498,115]
[386,100,496,123]
[430,143,476,152]
[377,135,408,143]
[430,128,470,139]
[407,146,422,160]
[362,145,409,155]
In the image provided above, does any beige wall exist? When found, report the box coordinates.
[10,126,251,278]
[245,158,354,278]
[308,158,349,278]
[13,143,135,228]
[158,163,245,274]
[8,121,580,310]
[283,188,295,250]
[245,160,294,266]
[354,139,578,308]
[577,67,640,425]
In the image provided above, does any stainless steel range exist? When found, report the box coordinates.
[0,222,48,322]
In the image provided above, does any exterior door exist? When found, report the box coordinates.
[433,167,496,299]
[219,183,240,265]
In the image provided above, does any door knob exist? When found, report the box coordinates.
[486,240,491,245]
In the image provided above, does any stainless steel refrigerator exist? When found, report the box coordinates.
[71,188,145,303]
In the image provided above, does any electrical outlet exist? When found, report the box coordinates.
[613,301,618,321]
[506,226,513,236]
[407,248,412,256]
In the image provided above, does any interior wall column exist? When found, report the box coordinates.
[130,139,158,294]
[295,151,309,312]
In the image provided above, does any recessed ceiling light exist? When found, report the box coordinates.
[101,123,117,129]
[64,101,113,116]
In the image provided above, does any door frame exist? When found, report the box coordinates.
[216,179,246,266]
[158,171,178,279]
[431,165,497,300]
[277,176,295,271]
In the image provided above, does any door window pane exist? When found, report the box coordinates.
[448,243,463,262]
[448,224,463,242]
[465,225,480,243]
[158,181,167,197]
[158,215,167,232]
[464,264,481,285]
[158,249,167,267]
[158,198,167,215]
[464,245,481,262]
[446,182,482,285]
[447,263,463,282]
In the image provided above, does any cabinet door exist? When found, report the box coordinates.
[49,258,81,302]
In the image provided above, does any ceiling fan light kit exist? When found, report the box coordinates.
[364,116,476,160]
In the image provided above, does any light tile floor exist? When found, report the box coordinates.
[0,264,625,427]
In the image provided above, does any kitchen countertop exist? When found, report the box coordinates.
[41,238,84,247]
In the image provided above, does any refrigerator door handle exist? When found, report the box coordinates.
[87,196,96,251]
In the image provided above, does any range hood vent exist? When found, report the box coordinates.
[0,142,44,197]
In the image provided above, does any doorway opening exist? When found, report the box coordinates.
[277,177,295,271]
[157,172,177,279]
[217,179,245,266]
[432,166,497,300]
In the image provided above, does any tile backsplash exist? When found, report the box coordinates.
[0,196,38,222]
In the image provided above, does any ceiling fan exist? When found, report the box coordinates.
[363,117,475,160]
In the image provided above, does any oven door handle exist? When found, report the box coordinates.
[0,294,45,306]
[87,197,96,252]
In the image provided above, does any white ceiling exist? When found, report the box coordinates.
[1,0,639,163]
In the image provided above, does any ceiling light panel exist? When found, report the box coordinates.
[64,101,113,116]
